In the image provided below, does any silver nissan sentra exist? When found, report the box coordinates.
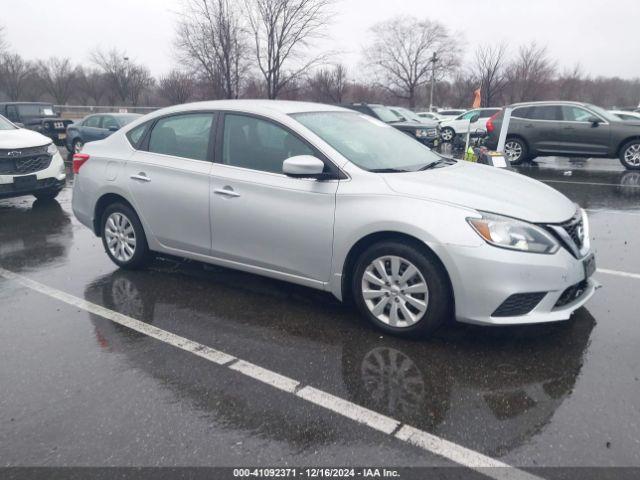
[72,100,598,336]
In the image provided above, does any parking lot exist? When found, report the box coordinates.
[1,152,640,477]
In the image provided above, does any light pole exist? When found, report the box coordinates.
[429,52,438,112]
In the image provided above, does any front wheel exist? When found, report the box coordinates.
[101,203,150,269]
[619,140,640,170]
[440,127,455,143]
[351,241,452,337]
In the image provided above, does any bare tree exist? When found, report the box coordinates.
[159,70,195,104]
[472,44,508,107]
[36,57,76,104]
[0,54,35,101]
[557,63,585,101]
[307,63,347,103]
[364,16,460,108]
[91,48,153,105]
[245,0,333,99]
[176,0,248,99]
[75,67,107,105]
[505,42,556,102]
[0,25,7,56]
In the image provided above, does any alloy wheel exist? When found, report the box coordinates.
[105,212,137,262]
[361,255,429,328]
[624,144,640,166]
[441,128,454,142]
[505,141,523,162]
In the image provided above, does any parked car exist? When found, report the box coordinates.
[437,109,467,119]
[0,113,66,201]
[65,113,142,153]
[439,108,501,142]
[72,100,597,337]
[417,111,444,121]
[343,103,439,146]
[388,106,433,124]
[0,102,72,145]
[485,101,640,169]
[609,110,640,122]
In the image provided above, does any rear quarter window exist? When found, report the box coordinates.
[126,122,149,149]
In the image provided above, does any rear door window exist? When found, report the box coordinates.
[529,106,562,121]
[148,113,214,161]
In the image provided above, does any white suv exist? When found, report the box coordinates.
[0,114,66,201]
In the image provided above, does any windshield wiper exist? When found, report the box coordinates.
[418,158,453,171]
[369,167,410,173]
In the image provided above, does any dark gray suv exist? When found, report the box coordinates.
[485,101,640,169]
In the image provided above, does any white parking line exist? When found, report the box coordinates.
[597,268,640,280]
[0,266,540,480]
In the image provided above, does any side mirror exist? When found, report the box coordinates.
[469,113,481,123]
[588,116,602,126]
[108,125,119,132]
[283,155,327,179]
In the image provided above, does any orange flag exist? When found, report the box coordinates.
[472,88,481,108]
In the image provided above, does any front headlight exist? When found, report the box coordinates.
[415,129,428,138]
[47,142,58,155]
[467,212,560,254]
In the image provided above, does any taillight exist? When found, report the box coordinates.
[73,153,90,174]
[486,110,502,134]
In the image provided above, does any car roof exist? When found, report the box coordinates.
[154,100,349,116]
[508,100,590,108]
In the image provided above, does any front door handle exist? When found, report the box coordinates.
[214,187,240,198]
[130,173,151,182]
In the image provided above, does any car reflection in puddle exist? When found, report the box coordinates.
[84,262,595,458]
[0,199,72,272]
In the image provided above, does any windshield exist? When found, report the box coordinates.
[292,111,443,172]
[586,104,619,123]
[117,114,142,126]
[371,106,403,123]
[17,104,56,117]
[396,108,423,122]
[0,114,16,130]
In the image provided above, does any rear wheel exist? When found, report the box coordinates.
[504,137,528,164]
[352,241,452,337]
[101,203,150,269]
[619,140,640,170]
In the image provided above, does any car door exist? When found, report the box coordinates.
[82,115,106,143]
[125,112,216,255]
[515,105,564,153]
[560,105,610,156]
[209,112,339,284]
[451,110,479,134]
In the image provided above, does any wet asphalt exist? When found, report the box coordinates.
[1,152,639,472]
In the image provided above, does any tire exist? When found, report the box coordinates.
[33,189,61,202]
[100,202,150,269]
[440,127,455,143]
[504,137,528,165]
[618,140,640,170]
[351,241,452,337]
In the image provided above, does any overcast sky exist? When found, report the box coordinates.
[2,0,639,78]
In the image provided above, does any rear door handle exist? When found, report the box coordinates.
[214,187,240,198]
[130,173,151,182]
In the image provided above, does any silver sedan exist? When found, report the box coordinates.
[71,100,598,336]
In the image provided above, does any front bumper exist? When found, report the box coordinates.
[434,242,598,326]
[0,151,66,200]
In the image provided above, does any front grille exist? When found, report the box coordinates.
[0,155,52,175]
[555,280,588,308]
[493,292,547,317]
[427,128,437,137]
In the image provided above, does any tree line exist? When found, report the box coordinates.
[0,4,639,110]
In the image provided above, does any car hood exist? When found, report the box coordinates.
[389,121,437,129]
[382,161,576,223]
[0,128,51,149]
